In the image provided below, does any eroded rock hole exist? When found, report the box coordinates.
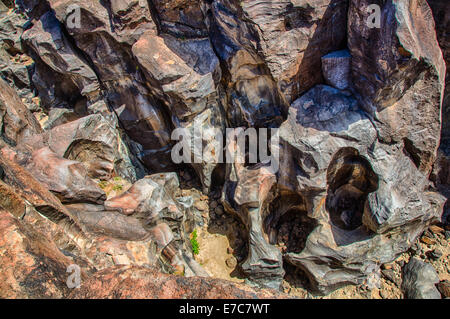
[326,148,379,230]
[264,193,317,254]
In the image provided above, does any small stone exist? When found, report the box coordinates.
[225,257,237,269]
[210,201,218,209]
[426,249,443,260]
[429,225,444,235]
[420,236,436,246]
[410,242,421,255]
[437,280,450,298]
[382,263,393,270]
[402,257,441,299]
[194,201,208,211]
[444,231,450,240]
[215,206,224,216]
[321,49,351,90]
[382,269,400,287]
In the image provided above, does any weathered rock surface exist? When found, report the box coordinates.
[0,144,78,224]
[105,173,180,218]
[237,0,348,103]
[0,0,447,299]
[428,0,450,226]
[0,209,75,298]
[19,114,138,182]
[69,265,290,299]
[401,257,441,299]
[223,154,284,289]
[321,50,351,90]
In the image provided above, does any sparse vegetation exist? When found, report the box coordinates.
[98,181,108,189]
[190,229,200,255]
[112,184,123,191]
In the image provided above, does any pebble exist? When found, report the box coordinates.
[426,249,443,260]
[194,201,208,211]
[420,236,436,246]
[210,201,218,209]
[225,257,237,269]
[429,225,444,235]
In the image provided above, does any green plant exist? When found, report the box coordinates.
[112,184,123,191]
[98,181,108,189]
[113,176,122,182]
[190,230,200,255]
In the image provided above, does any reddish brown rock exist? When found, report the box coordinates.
[0,179,27,218]
[0,145,78,224]
[66,203,149,241]
[0,78,42,145]
[0,209,75,298]
[105,173,180,218]
[23,147,106,204]
[438,280,450,298]
[18,114,138,182]
[69,266,290,299]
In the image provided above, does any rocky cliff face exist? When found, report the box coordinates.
[0,0,448,298]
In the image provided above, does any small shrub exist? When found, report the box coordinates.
[112,184,123,191]
[98,181,108,189]
[190,230,200,255]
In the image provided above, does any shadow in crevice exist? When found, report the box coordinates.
[290,0,349,101]
[325,147,378,245]
[264,192,318,254]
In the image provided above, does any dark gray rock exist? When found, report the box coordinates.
[402,258,441,299]
[321,50,351,90]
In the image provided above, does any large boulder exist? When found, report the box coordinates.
[0,144,79,224]
[18,114,138,182]
[276,83,444,294]
[22,11,100,108]
[22,147,106,205]
[238,0,348,103]
[69,265,290,299]
[222,154,284,289]
[132,31,226,189]
[0,78,42,145]
[0,209,76,298]
[205,0,287,127]
[348,0,445,174]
